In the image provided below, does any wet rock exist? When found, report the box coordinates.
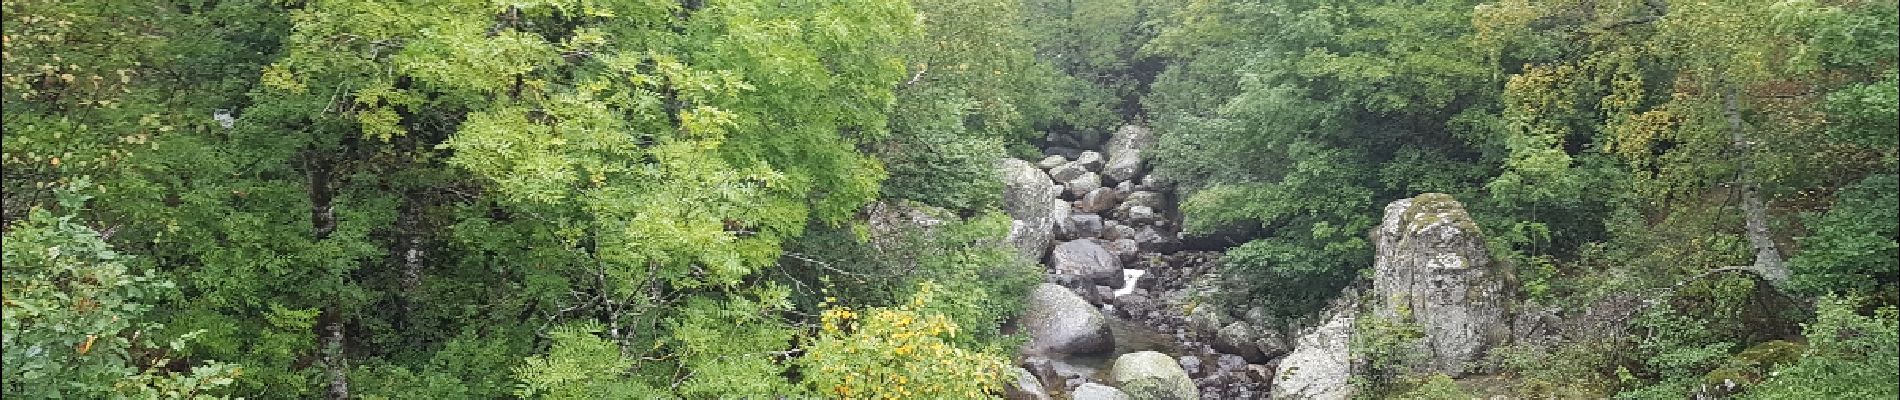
[1071,383,1132,400]
[1371,193,1514,375]
[1037,155,1069,170]
[1134,226,1178,253]
[1022,356,1062,389]
[1111,351,1198,400]
[1051,240,1125,288]
[1102,238,1140,265]
[1023,283,1115,355]
[1117,293,1158,320]
[1005,367,1053,400]
[1078,188,1120,214]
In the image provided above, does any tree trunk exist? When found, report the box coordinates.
[322,313,350,400]
[397,196,424,324]
[1721,78,1789,284]
[308,153,350,399]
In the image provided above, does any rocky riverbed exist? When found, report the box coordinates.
[1002,125,1277,399]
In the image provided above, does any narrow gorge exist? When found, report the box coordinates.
[999,126,1526,399]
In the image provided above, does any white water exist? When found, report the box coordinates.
[1113,268,1146,297]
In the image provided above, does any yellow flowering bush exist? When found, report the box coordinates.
[800,283,1009,399]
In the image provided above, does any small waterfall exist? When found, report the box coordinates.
[1113,268,1146,297]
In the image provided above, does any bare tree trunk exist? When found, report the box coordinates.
[1721,78,1789,284]
[309,153,349,400]
[397,197,424,322]
[322,312,350,400]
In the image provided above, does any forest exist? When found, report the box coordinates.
[1,0,1893,398]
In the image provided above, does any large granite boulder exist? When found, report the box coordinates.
[1051,240,1125,287]
[1102,125,1159,184]
[1023,283,1115,355]
[1271,292,1358,400]
[1371,193,1514,375]
[1000,158,1062,262]
[1110,351,1198,400]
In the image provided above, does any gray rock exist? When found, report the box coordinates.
[1102,238,1140,265]
[1186,304,1232,335]
[1023,283,1115,355]
[1246,364,1274,382]
[1064,172,1103,199]
[1060,214,1105,240]
[1116,191,1164,220]
[1074,151,1106,172]
[1022,356,1062,390]
[1005,367,1052,400]
[1037,155,1069,170]
[1000,158,1062,263]
[1102,150,1144,186]
[1110,351,1198,400]
[1178,355,1203,377]
[1071,383,1132,400]
[1125,206,1162,226]
[1115,180,1136,194]
[1371,193,1514,376]
[1105,223,1137,242]
[1133,226,1177,253]
[1213,322,1268,363]
[1078,187,1120,214]
[1102,125,1158,185]
[1271,292,1358,400]
[1050,163,1089,183]
[1051,240,1125,288]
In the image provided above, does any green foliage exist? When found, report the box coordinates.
[1790,174,1900,302]
[1488,340,1628,398]
[880,90,1007,212]
[2,185,237,398]
[1351,307,1427,397]
[799,283,1009,399]
[1390,374,1471,400]
[1744,296,1900,399]
[788,207,1039,348]
[513,323,663,399]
